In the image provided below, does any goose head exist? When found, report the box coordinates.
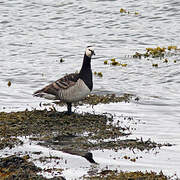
[85,46,95,58]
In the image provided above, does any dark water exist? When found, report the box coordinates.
[1,0,180,179]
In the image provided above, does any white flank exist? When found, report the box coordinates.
[58,79,90,102]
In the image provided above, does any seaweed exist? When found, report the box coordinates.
[84,170,171,180]
[0,155,65,180]
[0,93,170,154]
[103,59,128,67]
[133,46,179,59]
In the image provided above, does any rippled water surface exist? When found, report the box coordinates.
[1,0,180,179]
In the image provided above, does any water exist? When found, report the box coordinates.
[1,0,180,179]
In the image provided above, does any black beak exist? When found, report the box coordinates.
[89,49,95,56]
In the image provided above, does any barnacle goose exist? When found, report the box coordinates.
[33,46,95,115]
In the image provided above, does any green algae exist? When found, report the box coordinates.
[84,170,171,180]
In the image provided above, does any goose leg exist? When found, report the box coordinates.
[67,103,72,115]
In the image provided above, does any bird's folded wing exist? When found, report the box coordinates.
[33,73,79,97]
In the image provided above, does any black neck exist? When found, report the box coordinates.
[79,54,93,91]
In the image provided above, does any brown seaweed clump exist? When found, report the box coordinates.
[94,71,103,77]
[0,155,43,180]
[120,8,139,15]
[0,110,127,140]
[0,93,171,154]
[0,92,172,161]
[84,170,171,180]
[53,93,133,107]
[0,155,65,180]
[132,46,179,68]
[0,92,174,179]
[133,47,166,59]
[0,108,171,158]
[0,137,23,150]
[103,58,128,67]
[82,93,132,105]
[133,46,179,59]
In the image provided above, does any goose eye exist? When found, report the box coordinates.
[89,49,94,54]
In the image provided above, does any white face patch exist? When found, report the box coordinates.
[85,46,95,58]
